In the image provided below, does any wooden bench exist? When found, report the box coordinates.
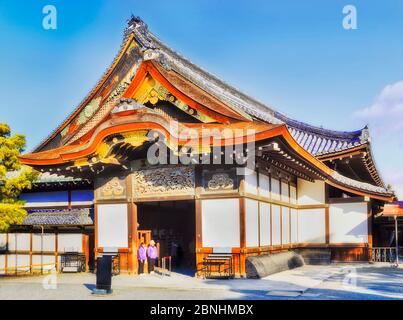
[201,248,234,279]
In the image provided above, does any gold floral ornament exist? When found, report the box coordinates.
[101,177,125,197]
[207,173,234,190]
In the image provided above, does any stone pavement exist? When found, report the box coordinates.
[0,263,402,300]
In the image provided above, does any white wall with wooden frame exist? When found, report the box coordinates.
[0,233,88,275]
[201,198,240,248]
[329,202,368,244]
[97,203,129,248]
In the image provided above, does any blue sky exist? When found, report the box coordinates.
[0,0,402,197]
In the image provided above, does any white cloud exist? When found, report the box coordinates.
[354,81,403,136]
[354,81,403,200]
[382,168,403,200]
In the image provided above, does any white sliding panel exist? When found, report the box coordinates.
[271,204,281,245]
[271,178,280,201]
[297,179,325,205]
[298,209,326,243]
[97,204,128,248]
[0,234,6,251]
[244,171,258,195]
[0,255,5,275]
[259,202,271,246]
[58,234,83,253]
[281,181,290,203]
[282,207,290,244]
[290,209,298,244]
[202,199,240,247]
[290,185,297,205]
[329,202,368,243]
[32,234,55,252]
[258,173,270,198]
[8,234,30,251]
[245,199,259,247]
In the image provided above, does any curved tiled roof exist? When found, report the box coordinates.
[23,208,93,226]
[21,17,391,200]
[125,17,372,158]
[274,112,369,156]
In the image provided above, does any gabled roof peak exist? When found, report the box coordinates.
[125,16,155,50]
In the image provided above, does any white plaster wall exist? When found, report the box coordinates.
[32,234,55,252]
[7,254,30,271]
[32,255,56,271]
[298,209,326,243]
[282,207,290,244]
[202,199,240,248]
[245,199,259,247]
[97,204,128,248]
[0,255,5,275]
[281,181,290,203]
[0,234,6,251]
[8,234,30,251]
[329,202,368,244]
[259,202,271,246]
[271,204,281,245]
[290,209,298,244]
[57,234,83,253]
[258,173,270,198]
[290,185,297,205]
[297,179,325,205]
[271,178,280,201]
[245,170,258,195]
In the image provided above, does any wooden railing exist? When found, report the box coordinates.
[371,247,399,263]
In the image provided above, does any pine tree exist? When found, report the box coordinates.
[0,123,37,231]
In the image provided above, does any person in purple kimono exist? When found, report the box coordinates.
[147,240,158,273]
[137,243,147,275]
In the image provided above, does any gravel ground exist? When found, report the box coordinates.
[0,263,402,300]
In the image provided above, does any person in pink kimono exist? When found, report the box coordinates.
[137,243,147,275]
[147,240,158,273]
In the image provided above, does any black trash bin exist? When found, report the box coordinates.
[94,255,113,294]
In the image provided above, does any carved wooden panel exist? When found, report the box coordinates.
[201,168,239,194]
[132,166,195,198]
[95,176,127,201]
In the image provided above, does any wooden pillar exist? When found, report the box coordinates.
[5,233,9,275]
[94,205,99,261]
[325,207,330,244]
[325,184,330,245]
[82,233,89,272]
[55,231,59,272]
[280,205,283,248]
[195,199,203,276]
[127,202,138,274]
[29,233,33,274]
[239,197,246,277]
[367,201,373,261]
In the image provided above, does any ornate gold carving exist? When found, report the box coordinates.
[132,75,215,123]
[102,178,125,197]
[132,166,195,197]
[96,176,127,200]
[73,130,149,168]
[207,173,234,190]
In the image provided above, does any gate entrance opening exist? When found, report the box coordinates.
[137,201,196,275]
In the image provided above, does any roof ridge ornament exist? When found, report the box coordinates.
[125,15,155,50]
[359,126,371,144]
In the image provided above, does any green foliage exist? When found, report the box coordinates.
[0,123,38,232]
